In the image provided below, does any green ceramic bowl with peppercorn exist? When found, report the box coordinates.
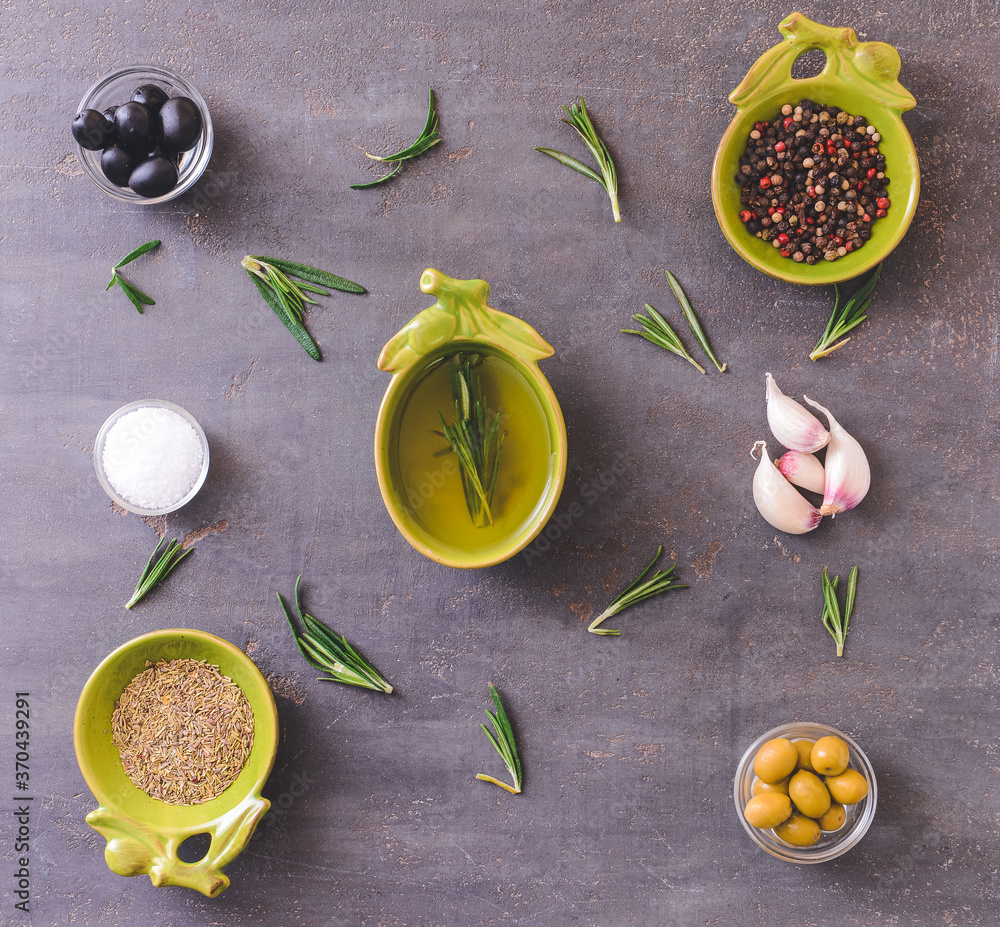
[711,12,919,285]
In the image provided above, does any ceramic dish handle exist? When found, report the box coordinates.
[86,793,270,898]
[378,268,554,375]
[730,12,916,115]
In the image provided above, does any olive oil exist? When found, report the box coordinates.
[393,350,554,557]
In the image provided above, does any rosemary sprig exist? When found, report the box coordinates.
[242,256,365,361]
[434,354,505,527]
[665,270,727,372]
[106,239,160,314]
[476,683,522,795]
[821,566,859,657]
[536,97,620,222]
[277,575,392,693]
[588,546,687,636]
[125,537,192,609]
[810,263,882,360]
[350,88,442,189]
[622,304,706,373]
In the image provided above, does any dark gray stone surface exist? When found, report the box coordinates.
[2,1,998,924]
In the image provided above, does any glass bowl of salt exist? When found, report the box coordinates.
[95,400,210,515]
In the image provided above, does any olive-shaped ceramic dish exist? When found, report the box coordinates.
[712,12,919,285]
[375,269,568,569]
[74,629,278,897]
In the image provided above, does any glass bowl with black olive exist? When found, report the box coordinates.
[72,64,213,204]
[733,721,877,863]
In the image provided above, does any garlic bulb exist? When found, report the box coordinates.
[803,396,870,516]
[775,450,826,495]
[766,373,830,453]
[751,441,822,534]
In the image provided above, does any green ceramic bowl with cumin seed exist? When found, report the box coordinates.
[74,629,278,898]
[712,12,919,285]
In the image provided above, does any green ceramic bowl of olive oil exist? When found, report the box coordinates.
[375,269,568,569]
[711,12,919,285]
[74,629,278,898]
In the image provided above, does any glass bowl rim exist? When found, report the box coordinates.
[94,399,210,515]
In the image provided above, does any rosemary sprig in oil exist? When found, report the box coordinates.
[278,575,393,693]
[351,88,442,189]
[242,255,365,361]
[588,546,686,636]
[476,683,522,795]
[434,353,505,528]
[821,566,859,657]
[106,239,160,314]
[126,536,192,609]
[810,263,882,360]
[536,97,620,222]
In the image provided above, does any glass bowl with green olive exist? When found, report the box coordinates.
[734,722,877,863]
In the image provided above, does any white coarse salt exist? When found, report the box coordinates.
[102,406,204,510]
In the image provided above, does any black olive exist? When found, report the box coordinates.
[102,105,119,123]
[131,84,169,115]
[114,102,155,152]
[129,155,178,197]
[158,97,202,152]
[100,145,142,187]
[72,109,115,150]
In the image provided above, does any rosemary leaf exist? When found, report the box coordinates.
[537,96,620,222]
[820,566,859,657]
[114,239,161,268]
[532,147,604,185]
[476,683,522,795]
[278,575,393,693]
[810,264,882,360]
[622,304,706,374]
[351,88,441,188]
[665,270,726,372]
[243,255,363,361]
[249,256,366,294]
[107,240,160,310]
[349,159,403,190]
[125,537,193,609]
[248,272,321,361]
[116,275,156,306]
[116,278,147,314]
[587,546,686,636]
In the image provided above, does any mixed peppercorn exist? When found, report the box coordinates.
[736,101,890,264]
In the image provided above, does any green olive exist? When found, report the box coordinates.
[753,738,798,783]
[793,739,815,771]
[818,802,847,832]
[788,769,832,818]
[752,775,790,797]
[744,792,793,830]
[811,735,850,776]
[775,813,821,847]
[826,768,869,805]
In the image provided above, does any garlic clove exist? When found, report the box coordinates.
[766,373,830,453]
[751,441,823,534]
[802,396,871,516]
[775,450,826,495]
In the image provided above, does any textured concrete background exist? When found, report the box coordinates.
[1,0,998,924]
